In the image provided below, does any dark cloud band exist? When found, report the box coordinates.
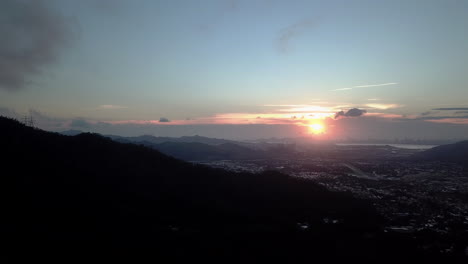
[0,0,73,91]
[334,108,367,119]
[432,108,468,111]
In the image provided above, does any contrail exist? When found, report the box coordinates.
[331,82,398,91]
[355,82,398,88]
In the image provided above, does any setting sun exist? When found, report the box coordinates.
[309,123,325,134]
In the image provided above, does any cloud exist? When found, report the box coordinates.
[425,118,468,125]
[355,83,398,88]
[0,0,74,91]
[416,115,468,120]
[334,114,468,140]
[416,116,468,124]
[420,111,438,116]
[263,103,329,107]
[98,105,128,110]
[71,118,92,129]
[365,112,405,119]
[331,82,398,91]
[4,107,468,140]
[332,88,353,91]
[334,108,367,119]
[277,105,332,113]
[277,18,314,53]
[100,113,468,139]
[432,108,468,111]
[159,117,171,123]
[413,109,468,124]
[365,103,402,110]
[392,113,468,124]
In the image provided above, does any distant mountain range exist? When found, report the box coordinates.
[108,134,239,145]
[60,130,462,151]
[59,129,86,136]
[59,130,468,165]
[60,130,242,145]
[60,130,295,161]
[140,141,265,161]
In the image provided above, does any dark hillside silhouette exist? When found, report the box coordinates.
[0,116,449,261]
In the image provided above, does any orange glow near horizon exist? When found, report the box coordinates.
[308,123,325,135]
[106,112,337,127]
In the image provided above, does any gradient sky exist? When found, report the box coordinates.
[1,0,468,140]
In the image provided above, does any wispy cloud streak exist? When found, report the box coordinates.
[331,82,398,91]
[277,18,315,53]
[365,103,402,110]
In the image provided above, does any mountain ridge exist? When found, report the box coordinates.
[1,116,392,260]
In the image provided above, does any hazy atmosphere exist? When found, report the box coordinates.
[3,1,468,261]
[2,0,468,140]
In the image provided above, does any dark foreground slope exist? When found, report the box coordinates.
[0,117,448,261]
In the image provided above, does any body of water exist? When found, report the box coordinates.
[336,143,437,150]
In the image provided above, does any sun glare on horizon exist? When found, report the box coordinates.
[308,123,325,135]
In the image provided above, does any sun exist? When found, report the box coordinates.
[308,123,325,135]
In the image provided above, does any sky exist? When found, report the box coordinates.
[1,0,468,140]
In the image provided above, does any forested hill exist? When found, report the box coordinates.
[0,116,432,261]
